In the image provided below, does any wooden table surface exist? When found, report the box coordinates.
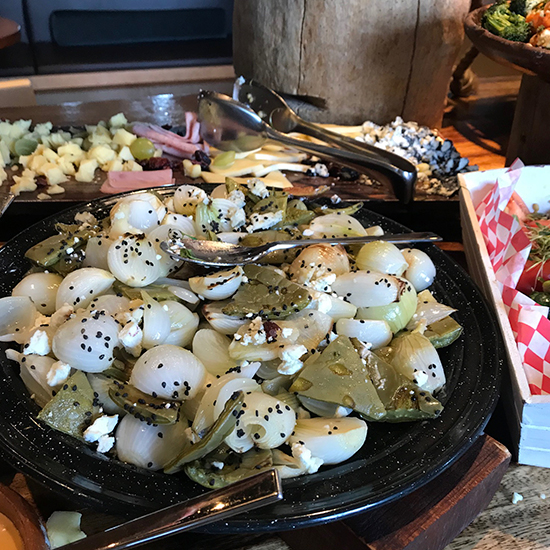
[2,75,549,550]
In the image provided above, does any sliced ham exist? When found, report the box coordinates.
[133,120,208,159]
[184,111,201,143]
[101,169,174,194]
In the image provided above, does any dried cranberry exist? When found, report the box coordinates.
[192,150,211,170]
[263,321,280,341]
[35,175,48,187]
[139,157,171,171]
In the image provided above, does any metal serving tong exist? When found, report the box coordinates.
[198,90,416,204]
[59,469,282,550]
[161,233,441,267]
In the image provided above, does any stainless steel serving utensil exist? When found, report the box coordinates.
[198,89,416,204]
[161,232,442,267]
[59,469,282,550]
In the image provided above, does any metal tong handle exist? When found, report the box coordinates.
[264,126,416,204]
[59,469,282,550]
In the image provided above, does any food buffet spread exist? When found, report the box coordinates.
[2,1,550,547]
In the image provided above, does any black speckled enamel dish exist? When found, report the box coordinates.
[0,188,502,532]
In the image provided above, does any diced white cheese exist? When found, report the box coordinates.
[109,112,128,128]
[75,158,98,182]
[111,128,136,148]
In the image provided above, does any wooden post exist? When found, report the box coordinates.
[506,74,550,166]
[233,0,470,128]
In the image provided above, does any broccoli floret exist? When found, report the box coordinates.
[482,2,532,42]
[509,0,544,16]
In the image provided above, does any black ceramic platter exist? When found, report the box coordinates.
[0,187,503,532]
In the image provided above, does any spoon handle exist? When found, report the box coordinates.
[59,469,282,550]
[269,232,442,253]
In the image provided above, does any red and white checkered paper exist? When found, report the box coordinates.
[477,162,550,395]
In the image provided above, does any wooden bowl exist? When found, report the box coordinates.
[464,5,550,81]
[0,483,49,549]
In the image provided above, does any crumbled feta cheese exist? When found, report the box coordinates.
[512,492,524,504]
[281,328,294,339]
[241,317,267,346]
[314,163,329,177]
[74,211,98,226]
[541,493,547,500]
[413,368,429,388]
[49,305,74,331]
[231,208,246,230]
[330,194,342,204]
[46,361,71,387]
[302,229,314,237]
[309,273,337,292]
[96,435,115,453]
[212,461,225,470]
[83,414,119,443]
[278,344,307,375]
[23,330,51,356]
[246,210,284,233]
[227,189,246,209]
[291,442,324,474]
[314,292,333,314]
[248,178,269,199]
[118,320,143,357]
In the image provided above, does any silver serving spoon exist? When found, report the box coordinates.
[198,90,416,204]
[160,232,441,267]
[59,469,282,550]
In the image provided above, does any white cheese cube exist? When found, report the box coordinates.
[29,155,47,172]
[117,146,134,162]
[47,184,65,195]
[42,147,59,163]
[103,158,124,172]
[122,160,143,172]
[44,165,67,186]
[109,112,128,128]
[112,128,136,147]
[88,145,116,165]
[57,156,76,176]
[75,158,98,182]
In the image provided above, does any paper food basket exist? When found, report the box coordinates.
[460,166,550,468]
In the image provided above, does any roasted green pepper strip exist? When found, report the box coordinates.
[164,391,244,474]
[425,316,463,349]
[108,380,180,425]
[25,226,95,268]
[290,336,386,420]
[364,350,443,422]
[185,446,273,489]
[38,370,96,439]
[222,265,312,319]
